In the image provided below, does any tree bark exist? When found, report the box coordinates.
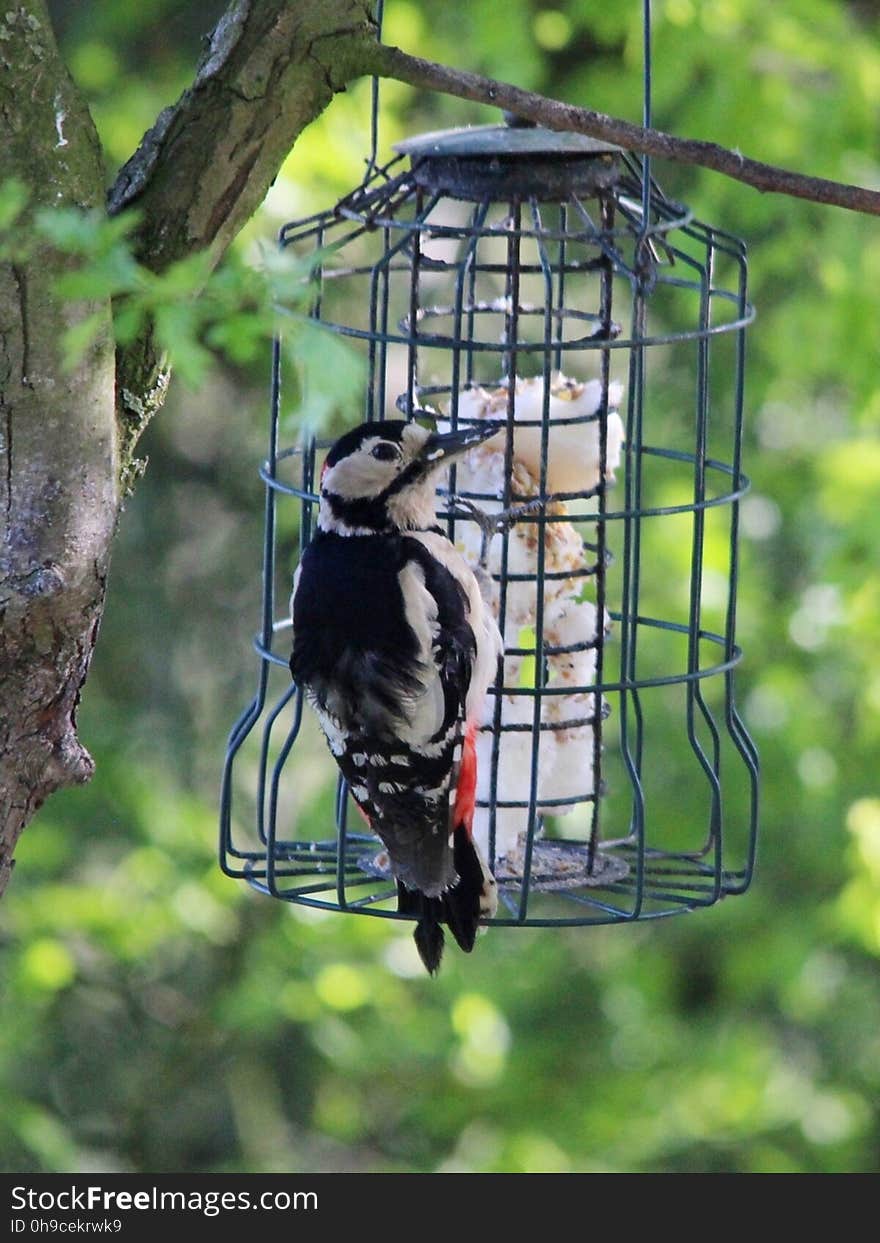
[0,0,116,895]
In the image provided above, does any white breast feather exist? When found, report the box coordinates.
[405,530,502,723]
[397,560,446,745]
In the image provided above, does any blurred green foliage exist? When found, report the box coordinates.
[0,181,363,410]
[2,0,879,1173]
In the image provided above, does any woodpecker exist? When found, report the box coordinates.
[289,418,503,973]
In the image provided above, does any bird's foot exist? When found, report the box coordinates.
[445,496,547,567]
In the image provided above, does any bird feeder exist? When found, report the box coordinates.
[220,40,758,931]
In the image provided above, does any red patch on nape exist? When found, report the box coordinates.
[453,721,478,834]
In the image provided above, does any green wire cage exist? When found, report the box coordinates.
[220,3,758,933]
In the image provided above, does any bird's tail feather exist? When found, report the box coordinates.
[397,823,490,975]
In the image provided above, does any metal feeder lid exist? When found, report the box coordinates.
[394,123,621,160]
[394,122,622,203]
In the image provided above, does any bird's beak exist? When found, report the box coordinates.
[419,421,504,465]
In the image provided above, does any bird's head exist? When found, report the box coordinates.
[317,419,502,535]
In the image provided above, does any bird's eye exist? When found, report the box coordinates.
[371,442,401,462]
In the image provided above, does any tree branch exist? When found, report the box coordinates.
[109,0,379,479]
[366,42,880,219]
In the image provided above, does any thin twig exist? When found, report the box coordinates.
[366,42,880,219]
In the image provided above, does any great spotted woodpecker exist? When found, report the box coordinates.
[290,419,503,973]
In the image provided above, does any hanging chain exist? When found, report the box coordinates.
[363,0,386,183]
[635,0,657,293]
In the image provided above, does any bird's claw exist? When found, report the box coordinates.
[445,495,548,566]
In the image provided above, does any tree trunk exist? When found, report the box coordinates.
[0,1,116,894]
[0,0,378,898]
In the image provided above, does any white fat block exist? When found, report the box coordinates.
[443,371,622,851]
[544,596,608,689]
[473,693,559,859]
[450,374,624,495]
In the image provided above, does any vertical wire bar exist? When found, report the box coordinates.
[264,435,316,863]
[376,224,391,420]
[300,226,324,549]
[300,436,316,548]
[366,257,381,422]
[723,244,760,893]
[641,0,653,226]
[363,0,385,183]
[265,688,304,891]
[220,677,264,868]
[586,194,616,873]
[268,228,326,881]
[685,233,724,897]
[619,112,653,899]
[631,0,651,815]
[466,214,479,386]
[334,222,353,905]
[262,333,283,882]
[487,200,523,878]
[517,199,554,921]
[268,226,326,865]
[262,335,283,652]
[617,261,648,917]
[447,201,491,543]
[219,331,282,873]
[336,772,352,910]
[375,203,441,419]
[405,189,424,419]
[501,210,518,382]
[554,203,567,372]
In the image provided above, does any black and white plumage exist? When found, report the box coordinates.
[289,419,503,972]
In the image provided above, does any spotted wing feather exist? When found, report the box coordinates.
[290,529,477,897]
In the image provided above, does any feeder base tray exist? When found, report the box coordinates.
[358,840,630,894]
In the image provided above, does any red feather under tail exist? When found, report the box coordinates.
[453,721,478,835]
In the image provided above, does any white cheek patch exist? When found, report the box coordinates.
[323,441,398,500]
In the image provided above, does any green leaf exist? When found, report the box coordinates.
[34,205,139,257]
[148,251,214,301]
[112,299,147,345]
[154,301,213,387]
[59,311,107,372]
[0,177,29,231]
[285,317,365,433]
[53,248,143,301]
